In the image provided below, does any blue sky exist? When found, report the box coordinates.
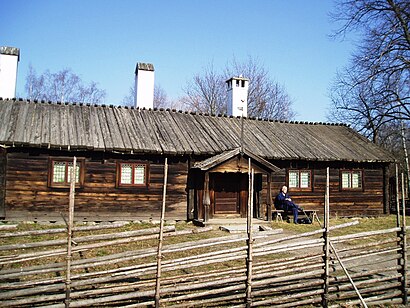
[2,0,354,122]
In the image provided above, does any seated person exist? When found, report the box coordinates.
[274,185,303,224]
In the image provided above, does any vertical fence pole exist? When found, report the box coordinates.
[155,158,168,308]
[396,164,401,228]
[401,121,410,195]
[322,166,330,307]
[401,172,408,305]
[246,158,254,308]
[65,156,76,308]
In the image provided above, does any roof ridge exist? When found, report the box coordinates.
[2,97,347,127]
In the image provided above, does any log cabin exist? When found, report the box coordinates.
[0,54,396,222]
[0,96,395,222]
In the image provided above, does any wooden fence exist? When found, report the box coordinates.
[0,164,408,307]
[0,218,409,307]
[0,219,408,307]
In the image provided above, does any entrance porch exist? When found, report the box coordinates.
[190,148,280,223]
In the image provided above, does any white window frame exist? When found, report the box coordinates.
[288,169,312,190]
[341,170,363,190]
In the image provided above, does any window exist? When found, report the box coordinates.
[48,158,85,188]
[288,170,311,189]
[341,170,363,190]
[117,162,148,187]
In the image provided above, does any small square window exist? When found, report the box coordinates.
[289,171,299,188]
[134,165,146,184]
[117,162,149,187]
[288,170,312,190]
[48,158,84,188]
[120,164,133,184]
[341,170,363,190]
[53,162,66,183]
[300,171,310,188]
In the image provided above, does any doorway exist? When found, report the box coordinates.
[211,173,243,216]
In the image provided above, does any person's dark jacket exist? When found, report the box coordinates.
[274,192,289,210]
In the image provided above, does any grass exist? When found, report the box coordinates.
[0,220,234,279]
[0,215,406,276]
[1,215,405,249]
[269,214,406,235]
[1,215,405,253]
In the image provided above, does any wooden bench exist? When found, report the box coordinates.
[271,210,284,222]
[302,210,321,224]
[271,209,321,224]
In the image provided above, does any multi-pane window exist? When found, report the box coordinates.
[118,163,148,186]
[288,170,311,189]
[49,159,84,188]
[341,170,363,190]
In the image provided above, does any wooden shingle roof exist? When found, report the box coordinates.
[0,99,394,163]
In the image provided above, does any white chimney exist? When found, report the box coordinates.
[0,46,20,99]
[226,76,249,117]
[134,62,154,109]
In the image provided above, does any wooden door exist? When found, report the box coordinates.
[212,173,240,215]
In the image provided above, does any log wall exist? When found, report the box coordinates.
[264,160,387,217]
[4,150,188,221]
[2,147,389,221]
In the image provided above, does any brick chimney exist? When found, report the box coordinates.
[134,62,154,109]
[0,46,20,99]
[226,76,249,117]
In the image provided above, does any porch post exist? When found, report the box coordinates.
[383,164,389,214]
[203,172,210,222]
[266,173,272,222]
[187,159,194,221]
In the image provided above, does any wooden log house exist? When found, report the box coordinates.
[0,98,395,222]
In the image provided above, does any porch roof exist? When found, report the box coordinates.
[193,148,281,173]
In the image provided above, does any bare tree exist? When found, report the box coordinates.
[330,67,384,142]
[121,84,173,109]
[153,84,170,109]
[182,57,295,120]
[329,0,410,143]
[181,62,227,115]
[121,84,135,107]
[25,65,106,104]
